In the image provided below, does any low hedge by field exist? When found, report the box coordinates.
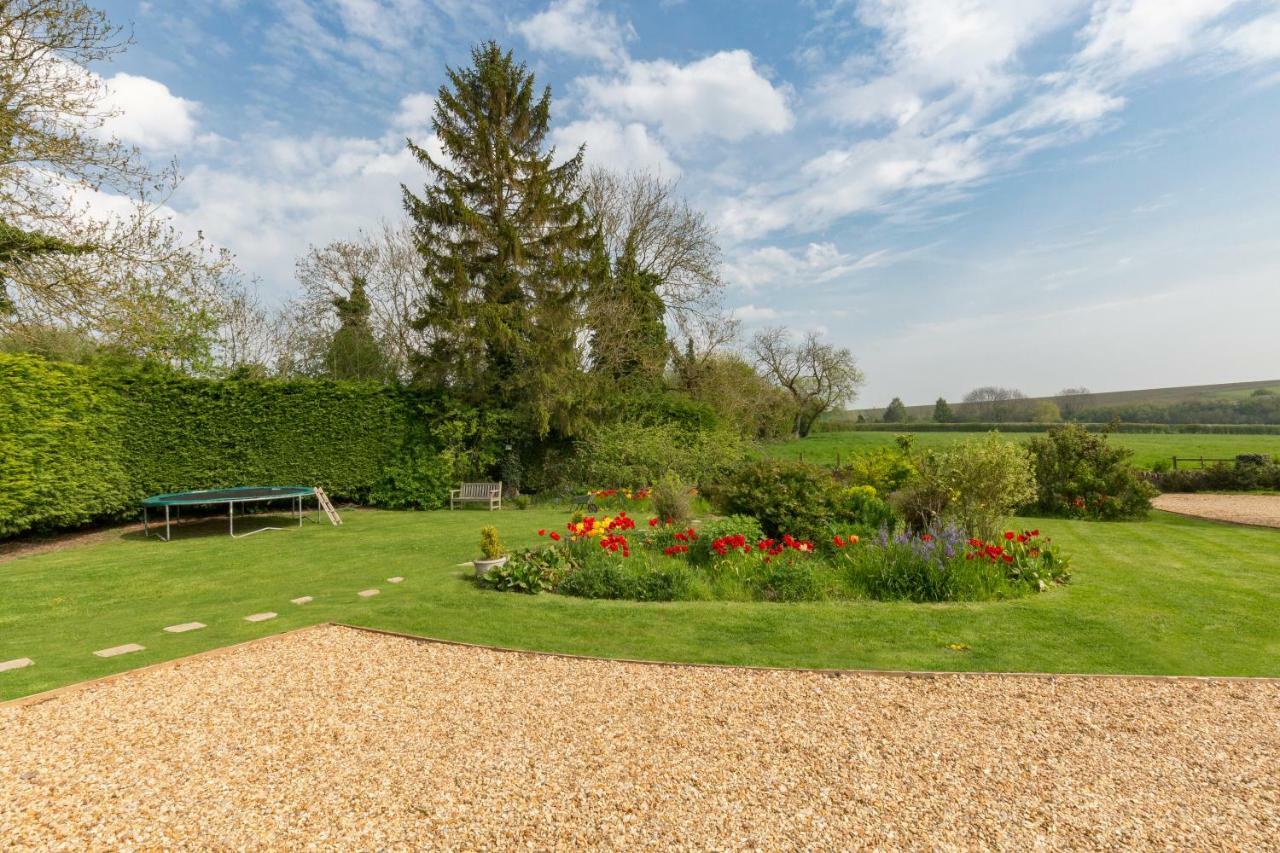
[815,421,1280,435]
[0,353,417,538]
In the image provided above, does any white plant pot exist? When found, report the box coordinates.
[473,555,509,577]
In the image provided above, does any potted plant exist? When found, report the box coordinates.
[473,525,508,577]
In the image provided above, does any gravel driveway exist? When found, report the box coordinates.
[1154,492,1280,528]
[2,625,1277,850]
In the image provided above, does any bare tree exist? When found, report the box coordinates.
[214,281,275,374]
[750,327,865,438]
[294,222,425,378]
[583,168,722,319]
[962,386,1028,422]
[670,310,740,388]
[1,0,240,369]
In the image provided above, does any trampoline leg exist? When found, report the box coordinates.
[165,505,171,542]
[143,506,149,538]
[229,501,234,537]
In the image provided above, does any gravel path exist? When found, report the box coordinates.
[2,626,1277,850]
[1154,492,1280,528]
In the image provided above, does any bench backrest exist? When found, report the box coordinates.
[459,482,500,498]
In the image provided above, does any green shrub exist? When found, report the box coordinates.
[571,420,747,488]
[1026,424,1155,520]
[688,515,765,564]
[837,441,917,494]
[1148,461,1280,493]
[368,447,455,510]
[479,548,560,593]
[714,459,897,541]
[651,471,692,526]
[913,433,1036,539]
[840,485,896,535]
[479,525,504,559]
[742,551,823,602]
[712,459,842,540]
[556,553,694,601]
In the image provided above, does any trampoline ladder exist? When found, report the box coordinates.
[315,487,343,526]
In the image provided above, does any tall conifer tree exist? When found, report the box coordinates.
[326,275,385,380]
[403,42,594,437]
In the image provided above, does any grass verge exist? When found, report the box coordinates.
[2,507,1278,699]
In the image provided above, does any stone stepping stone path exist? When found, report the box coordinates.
[163,622,205,634]
[358,589,380,598]
[387,577,404,584]
[94,643,145,658]
[1,658,33,673]
[244,612,277,622]
[291,596,313,605]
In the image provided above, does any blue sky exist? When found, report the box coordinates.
[93,0,1280,406]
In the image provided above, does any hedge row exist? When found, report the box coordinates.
[816,421,1280,435]
[0,353,419,538]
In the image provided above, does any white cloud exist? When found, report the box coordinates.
[515,0,635,66]
[731,303,780,323]
[1075,0,1240,76]
[393,92,435,132]
[579,50,793,144]
[101,73,203,150]
[1224,10,1280,63]
[816,0,1085,129]
[549,119,680,176]
[1011,85,1126,128]
[724,241,898,291]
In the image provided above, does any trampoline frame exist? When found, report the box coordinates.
[142,486,320,541]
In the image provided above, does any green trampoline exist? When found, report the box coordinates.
[142,486,318,540]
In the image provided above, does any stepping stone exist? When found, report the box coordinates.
[387,577,404,584]
[357,588,380,598]
[94,643,145,658]
[0,658,33,673]
[291,596,313,605]
[163,622,205,634]
[244,612,277,622]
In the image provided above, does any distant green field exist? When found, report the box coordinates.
[845,378,1280,422]
[764,430,1280,470]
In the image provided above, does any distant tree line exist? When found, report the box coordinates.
[860,386,1280,426]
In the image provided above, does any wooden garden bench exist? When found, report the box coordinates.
[451,482,502,511]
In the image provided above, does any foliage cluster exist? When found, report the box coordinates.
[0,352,470,537]
[569,420,747,490]
[889,433,1036,540]
[710,459,896,541]
[1026,424,1156,520]
[1146,458,1280,493]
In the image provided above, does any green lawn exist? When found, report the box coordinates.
[2,506,1278,699]
[765,430,1280,470]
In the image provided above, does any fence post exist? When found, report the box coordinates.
[1172,455,1178,470]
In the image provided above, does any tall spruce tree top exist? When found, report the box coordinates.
[403,42,594,437]
[326,276,385,381]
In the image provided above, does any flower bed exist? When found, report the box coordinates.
[480,512,1070,604]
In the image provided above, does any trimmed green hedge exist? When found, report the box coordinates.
[817,421,1280,435]
[0,353,421,538]
[0,356,132,536]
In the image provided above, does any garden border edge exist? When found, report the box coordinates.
[333,623,1280,685]
[5,620,1278,710]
